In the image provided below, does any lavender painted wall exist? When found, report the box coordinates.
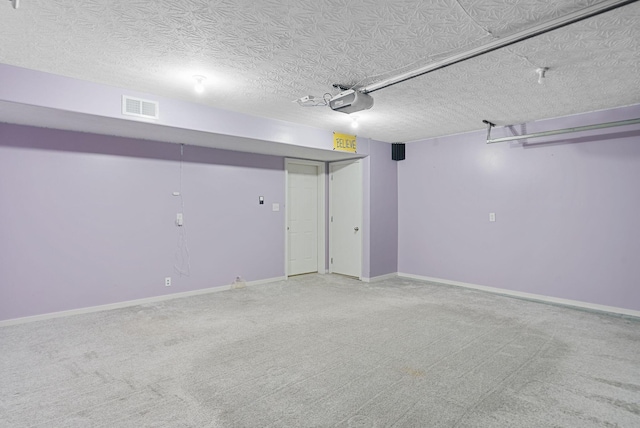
[0,64,351,153]
[398,105,640,311]
[0,123,285,321]
[368,140,398,278]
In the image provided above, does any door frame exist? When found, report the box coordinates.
[328,159,363,279]
[284,158,326,278]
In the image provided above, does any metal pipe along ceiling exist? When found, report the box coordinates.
[361,0,639,94]
[485,118,640,144]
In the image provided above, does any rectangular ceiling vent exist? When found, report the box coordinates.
[122,96,159,120]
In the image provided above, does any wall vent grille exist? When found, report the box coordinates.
[122,96,159,120]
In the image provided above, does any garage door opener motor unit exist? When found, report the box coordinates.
[329,90,374,114]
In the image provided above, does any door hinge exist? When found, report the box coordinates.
[331,258,333,264]
[331,174,333,181]
[331,216,333,222]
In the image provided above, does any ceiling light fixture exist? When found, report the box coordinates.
[193,75,206,94]
[9,0,19,9]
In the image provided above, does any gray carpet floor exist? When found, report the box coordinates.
[1,274,639,427]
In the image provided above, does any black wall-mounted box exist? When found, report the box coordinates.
[392,143,405,161]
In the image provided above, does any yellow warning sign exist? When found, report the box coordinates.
[333,132,357,153]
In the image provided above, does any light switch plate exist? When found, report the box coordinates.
[272,203,280,212]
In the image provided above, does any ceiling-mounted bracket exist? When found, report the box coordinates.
[482,120,496,141]
[332,84,350,91]
[360,0,637,93]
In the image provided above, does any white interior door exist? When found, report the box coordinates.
[330,160,362,278]
[287,163,319,276]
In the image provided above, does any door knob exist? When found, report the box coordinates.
[354,227,359,232]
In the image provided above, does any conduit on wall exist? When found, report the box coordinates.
[483,118,640,144]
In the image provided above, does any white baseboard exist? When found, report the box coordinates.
[245,276,287,287]
[361,273,398,283]
[0,276,287,327]
[398,273,640,318]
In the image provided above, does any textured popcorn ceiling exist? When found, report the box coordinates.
[0,0,639,143]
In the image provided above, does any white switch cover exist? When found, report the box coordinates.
[272,203,280,212]
[176,213,184,226]
[489,213,496,222]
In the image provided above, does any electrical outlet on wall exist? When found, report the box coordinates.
[165,277,171,287]
[231,276,247,289]
[489,213,496,222]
